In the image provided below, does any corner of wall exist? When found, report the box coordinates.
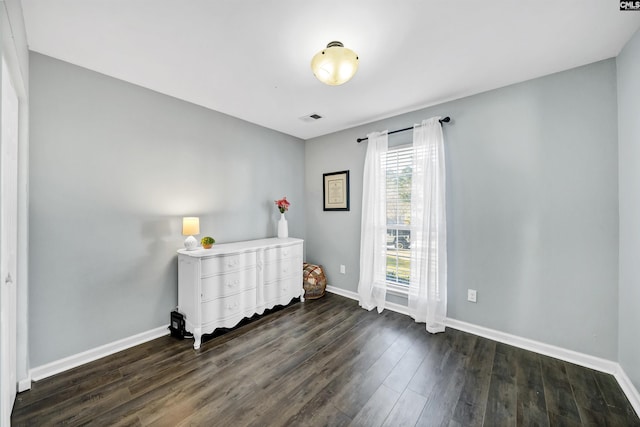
[616,25,640,399]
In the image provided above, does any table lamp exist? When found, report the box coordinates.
[182,217,200,250]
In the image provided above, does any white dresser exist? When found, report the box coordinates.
[177,237,304,349]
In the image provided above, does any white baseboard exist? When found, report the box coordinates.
[18,377,31,392]
[615,366,640,417]
[324,284,419,318]
[325,285,640,414]
[445,318,619,374]
[29,325,170,382]
[385,301,411,317]
[325,285,358,300]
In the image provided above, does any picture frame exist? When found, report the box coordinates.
[323,170,350,211]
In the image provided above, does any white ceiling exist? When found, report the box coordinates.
[20,1,640,140]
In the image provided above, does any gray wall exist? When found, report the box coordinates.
[617,28,640,391]
[305,59,619,360]
[29,52,305,367]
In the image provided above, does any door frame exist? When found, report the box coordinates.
[0,2,30,420]
[0,54,19,423]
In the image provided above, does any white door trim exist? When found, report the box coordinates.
[0,54,19,424]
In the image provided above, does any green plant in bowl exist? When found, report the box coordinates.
[201,236,215,249]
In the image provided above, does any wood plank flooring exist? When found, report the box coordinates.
[12,293,640,426]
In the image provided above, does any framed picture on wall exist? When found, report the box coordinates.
[323,170,350,211]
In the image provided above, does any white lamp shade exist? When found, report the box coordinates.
[311,41,359,86]
[182,217,200,236]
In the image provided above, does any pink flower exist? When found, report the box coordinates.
[275,197,291,214]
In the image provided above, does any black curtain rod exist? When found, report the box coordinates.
[356,116,451,143]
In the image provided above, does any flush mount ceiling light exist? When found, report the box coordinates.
[311,41,359,86]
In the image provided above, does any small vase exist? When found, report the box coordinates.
[278,212,288,238]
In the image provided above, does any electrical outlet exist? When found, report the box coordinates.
[467,289,477,303]
[340,264,346,274]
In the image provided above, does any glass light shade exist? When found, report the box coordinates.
[311,41,359,86]
[182,217,200,236]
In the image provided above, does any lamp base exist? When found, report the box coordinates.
[184,235,198,251]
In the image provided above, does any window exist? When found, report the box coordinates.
[359,119,446,329]
[385,146,412,287]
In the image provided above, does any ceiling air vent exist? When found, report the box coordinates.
[299,113,323,123]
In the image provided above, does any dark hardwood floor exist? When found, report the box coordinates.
[12,293,640,426]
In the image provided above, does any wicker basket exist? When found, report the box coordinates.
[303,263,327,300]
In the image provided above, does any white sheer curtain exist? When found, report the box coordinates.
[357,131,388,313]
[409,117,447,333]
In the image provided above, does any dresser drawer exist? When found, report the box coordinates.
[264,276,301,303]
[201,252,256,277]
[263,244,303,263]
[264,258,301,283]
[201,268,257,302]
[202,289,257,324]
